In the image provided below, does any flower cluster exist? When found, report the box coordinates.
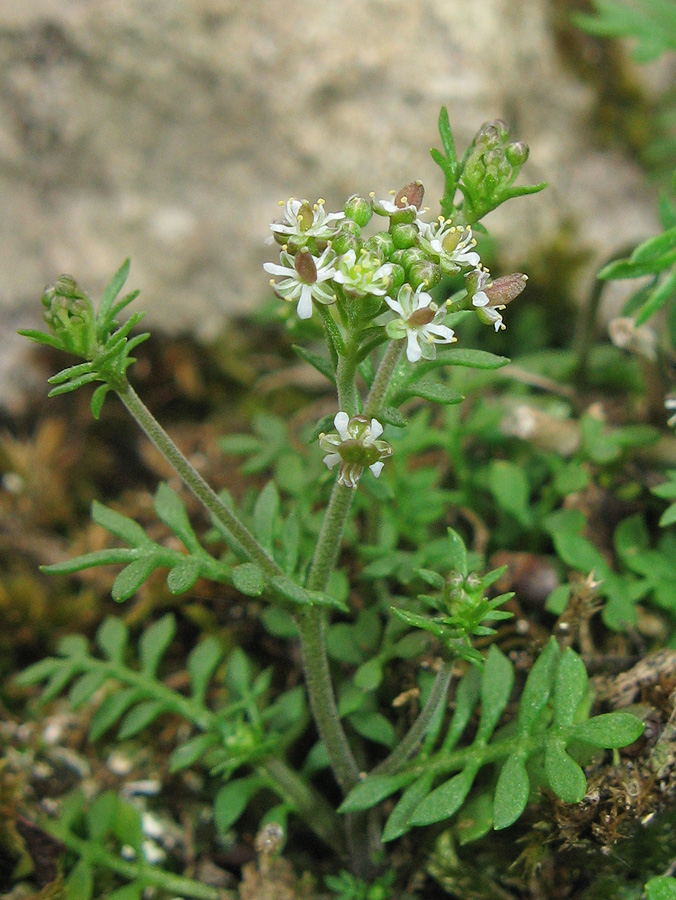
[264,180,527,355]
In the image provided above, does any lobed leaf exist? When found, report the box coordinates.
[410,766,478,826]
[339,773,411,814]
[188,637,224,704]
[139,614,176,677]
[574,711,644,748]
[544,737,587,803]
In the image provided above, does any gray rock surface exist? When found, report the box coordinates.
[0,0,666,409]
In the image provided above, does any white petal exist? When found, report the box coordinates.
[296,285,314,319]
[384,296,404,316]
[369,419,384,439]
[472,290,489,308]
[334,411,350,439]
[264,262,295,277]
[426,324,455,342]
[415,291,433,310]
[369,461,384,478]
[406,331,422,362]
[323,453,341,470]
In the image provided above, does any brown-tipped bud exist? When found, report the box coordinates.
[294,249,318,284]
[484,273,528,307]
[394,180,425,210]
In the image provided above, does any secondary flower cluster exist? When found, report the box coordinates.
[264,185,527,362]
[319,412,392,489]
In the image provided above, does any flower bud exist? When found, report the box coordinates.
[399,247,426,273]
[408,259,441,291]
[388,264,406,293]
[41,276,97,357]
[390,222,419,250]
[483,273,528,307]
[364,232,395,260]
[344,194,373,227]
[506,141,529,167]
[331,230,360,256]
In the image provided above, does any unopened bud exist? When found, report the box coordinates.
[506,141,529,167]
[484,273,528,307]
[364,232,395,260]
[344,194,373,227]
[408,260,441,291]
[294,249,318,284]
[391,222,418,250]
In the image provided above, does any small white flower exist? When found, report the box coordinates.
[370,181,428,226]
[666,396,676,428]
[385,283,456,362]
[468,267,492,308]
[264,246,337,319]
[333,249,394,297]
[270,198,344,241]
[418,219,481,273]
[476,305,505,332]
[319,412,392,488]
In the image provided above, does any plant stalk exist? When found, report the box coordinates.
[363,340,403,417]
[116,383,282,579]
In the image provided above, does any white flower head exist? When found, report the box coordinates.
[666,396,676,428]
[319,412,393,488]
[385,283,456,362]
[270,198,344,242]
[333,249,394,297]
[264,246,337,319]
[418,219,481,274]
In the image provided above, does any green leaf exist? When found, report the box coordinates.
[456,791,494,845]
[214,778,261,832]
[339,774,411,813]
[632,226,676,265]
[270,575,349,612]
[66,859,94,900]
[111,798,143,852]
[253,481,279,551]
[636,268,676,326]
[186,637,223,704]
[96,617,128,663]
[434,348,509,369]
[400,378,464,405]
[646,877,676,900]
[574,712,644,748]
[292,344,336,383]
[167,556,202,594]
[410,767,477,826]
[348,710,397,748]
[90,383,111,419]
[517,638,560,735]
[68,670,108,709]
[488,460,532,527]
[139,614,176,676]
[153,483,197,548]
[477,646,514,742]
[382,774,434,842]
[493,753,529,829]
[58,634,89,658]
[89,688,141,741]
[168,732,221,772]
[544,737,586,803]
[112,556,161,602]
[92,501,149,546]
[379,405,408,428]
[18,328,64,350]
[552,648,588,731]
[446,528,468,576]
[14,657,62,686]
[106,884,143,900]
[117,700,167,739]
[99,258,131,320]
[444,666,481,750]
[354,658,383,692]
[86,790,117,841]
[225,647,252,696]
[232,563,266,597]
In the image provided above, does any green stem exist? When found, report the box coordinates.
[297,608,361,793]
[307,479,354,592]
[336,351,359,414]
[51,826,226,900]
[371,660,453,777]
[259,756,346,856]
[116,383,282,579]
[363,340,403,418]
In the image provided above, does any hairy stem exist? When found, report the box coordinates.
[371,660,453,777]
[51,827,226,900]
[363,340,403,418]
[259,756,346,856]
[116,383,282,578]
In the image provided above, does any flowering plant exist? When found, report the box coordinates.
[16,109,650,897]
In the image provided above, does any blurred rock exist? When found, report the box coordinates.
[0,0,668,409]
